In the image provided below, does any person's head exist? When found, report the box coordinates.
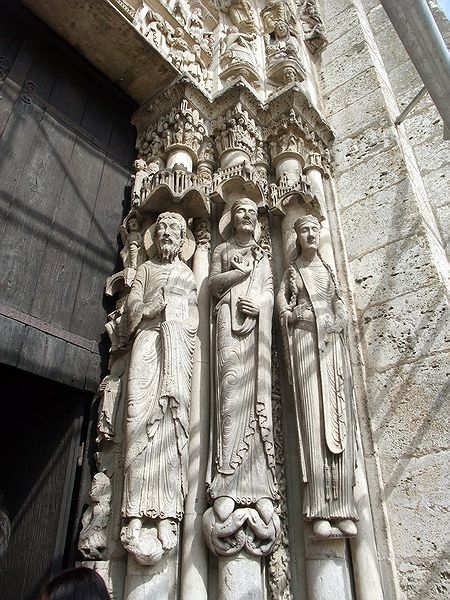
[40,567,110,600]
[153,212,186,261]
[231,198,258,238]
[294,214,321,253]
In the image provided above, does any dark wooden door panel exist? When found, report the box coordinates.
[30,136,106,329]
[0,2,137,390]
[1,111,77,313]
[70,157,129,339]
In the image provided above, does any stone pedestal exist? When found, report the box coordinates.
[218,553,264,600]
[124,555,173,600]
[304,534,353,600]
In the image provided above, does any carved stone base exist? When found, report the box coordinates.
[218,553,264,600]
[121,523,164,566]
[124,555,171,600]
[203,504,280,558]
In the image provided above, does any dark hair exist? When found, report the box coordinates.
[40,567,110,600]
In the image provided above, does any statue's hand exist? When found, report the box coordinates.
[142,293,166,319]
[332,316,347,333]
[322,314,335,334]
[238,297,259,317]
[230,253,252,275]
[293,304,314,323]
[285,309,296,325]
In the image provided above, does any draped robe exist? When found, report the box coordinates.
[208,239,277,504]
[122,258,197,520]
[278,259,358,521]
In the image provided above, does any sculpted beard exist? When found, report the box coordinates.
[158,238,181,261]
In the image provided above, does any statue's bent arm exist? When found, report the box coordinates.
[209,244,250,299]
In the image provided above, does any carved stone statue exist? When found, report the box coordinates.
[131,158,148,207]
[299,0,328,53]
[221,26,257,70]
[204,198,278,556]
[97,357,125,443]
[227,0,257,34]
[120,211,144,271]
[120,212,198,565]
[168,27,189,70]
[79,473,111,560]
[188,7,205,41]
[277,215,358,538]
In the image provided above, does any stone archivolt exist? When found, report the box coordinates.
[113,0,328,97]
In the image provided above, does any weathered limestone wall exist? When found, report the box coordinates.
[319,0,449,598]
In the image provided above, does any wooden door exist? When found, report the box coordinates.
[0,2,137,392]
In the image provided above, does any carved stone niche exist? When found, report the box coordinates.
[133,102,212,218]
[211,102,258,165]
[263,105,334,215]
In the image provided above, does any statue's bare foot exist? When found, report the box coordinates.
[214,496,235,521]
[157,519,177,550]
[337,519,357,537]
[121,517,142,548]
[312,519,332,538]
[255,498,274,524]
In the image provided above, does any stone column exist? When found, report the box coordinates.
[180,222,211,600]
[350,447,385,600]
[304,155,335,268]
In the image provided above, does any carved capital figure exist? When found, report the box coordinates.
[204,198,279,556]
[120,212,198,565]
[277,215,358,539]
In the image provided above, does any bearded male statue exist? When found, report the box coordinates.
[120,211,198,565]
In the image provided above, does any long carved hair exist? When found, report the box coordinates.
[289,215,344,306]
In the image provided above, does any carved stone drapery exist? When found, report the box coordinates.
[77,60,357,598]
[203,198,280,558]
[277,215,358,540]
[120,212,199,566]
